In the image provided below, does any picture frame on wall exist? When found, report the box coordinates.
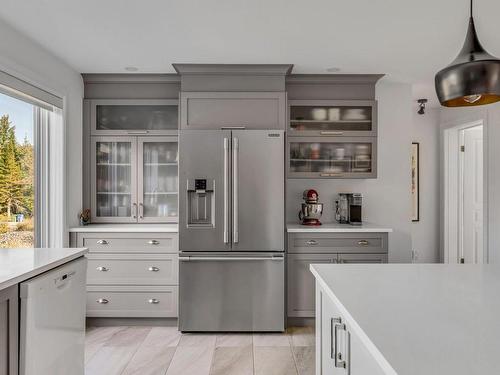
[411,142,420,222]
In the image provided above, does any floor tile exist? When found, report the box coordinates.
[104,326,151,347]
[292,346,315,375]
[178,333,217,347]
[215,333,253,347]
[210,346,253,375]
[85,346,138,375]
[122,345,176,375]
[288,326,315,347]
[166,345,214,375]
[253,332,290,347]
[84,326,126,364]
[143,326,182,347]
[254,346,298,375]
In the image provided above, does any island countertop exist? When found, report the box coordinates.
[0,247,88,290]
[310,263,500,375]
[287,222,393,233]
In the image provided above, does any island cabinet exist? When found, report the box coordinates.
[316,283,386,374]
[0,285,18,375]
[287,232,388,318]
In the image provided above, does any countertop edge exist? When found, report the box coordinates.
[68,225,178,233]
[287,223,393,233]
[0,248,88,290]
[310,264,397,375]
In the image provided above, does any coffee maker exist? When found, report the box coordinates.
[299,189,323,226]
[335,193,362,225]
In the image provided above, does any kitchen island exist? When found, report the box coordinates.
[311,263,500,374]
[0,247,88,375]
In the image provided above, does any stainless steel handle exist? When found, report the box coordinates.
[96,298,109,304]
[233,137,239,244]
[148,266,160,272]
[96,266,109,272]
[127,131,149,135]
[132,203,137,219]
[139,203,144,219]
[358,240,369,246]
[148,239,160,245]
[306,240,318,246]
[148,298,160,304]
[96,239,108,245]
[334,318,348,369]
[220,126,246,129]
[179,256,284,262]
[320,173,344,177]
[223,137,230,244]
[330,317,341,359]
[320,131,344,135]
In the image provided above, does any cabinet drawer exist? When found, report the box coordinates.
[288,233,387,254]
[78,233,178,253]
[86,254,178,285]
[86,286,178,317]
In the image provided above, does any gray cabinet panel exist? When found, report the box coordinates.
[77,232,178,254]
[288,233,388,254]
[338,253,388,263]
[288,254,335,318]
[0,285,18,375]
[180,92,286,130]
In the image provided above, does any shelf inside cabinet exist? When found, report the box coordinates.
[144,192,178,195]
[290,119,371,124]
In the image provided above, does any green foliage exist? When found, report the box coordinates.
[0,223,9,234]
[0,115,33,218]
[16,219,34,232]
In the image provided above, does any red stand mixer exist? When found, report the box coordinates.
[298,189,323,226]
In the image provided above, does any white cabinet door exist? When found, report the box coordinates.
[348,326,387,375]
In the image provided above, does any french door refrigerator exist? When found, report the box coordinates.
[179,129,284,332]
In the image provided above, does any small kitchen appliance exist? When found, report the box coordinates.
[299,189,323,226]
[335,193,363,225]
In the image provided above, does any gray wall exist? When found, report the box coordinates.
[411,109,440,263]
[287,81,413,262]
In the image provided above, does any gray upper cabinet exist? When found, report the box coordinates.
[180,92,286,130]
[0,285,18,375]
[288,100,377,137]
[91,99,179,136]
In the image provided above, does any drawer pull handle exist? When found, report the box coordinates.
[148,240,160,245]
[148,266,160,272]
[358,240,369,246]
[148,298,160,304]
[96,266,109,272]
[96,298,109,304]
[306,240,318,246]
[96,240,108,245]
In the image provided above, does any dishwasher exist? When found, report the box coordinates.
[19,257,87,375]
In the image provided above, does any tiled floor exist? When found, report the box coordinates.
[85,326,315,375]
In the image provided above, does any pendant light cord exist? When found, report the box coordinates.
[470,0,473,18]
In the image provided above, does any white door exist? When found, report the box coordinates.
[460,125,483,264]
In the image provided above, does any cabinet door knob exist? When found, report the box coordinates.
[358,240,369,246]
[96,266,109,272]
[96,239,108,245]
[148,298,160,304]
[148,266,160,272]
[306,240,318,246]
[148,240,160,245]
[96,298,109,304]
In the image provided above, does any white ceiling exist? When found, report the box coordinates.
[1,0,500,106]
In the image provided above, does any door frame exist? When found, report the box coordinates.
[442,119,488,263]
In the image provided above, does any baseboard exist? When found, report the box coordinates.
[86,317,178,327]
[287,317,315,327]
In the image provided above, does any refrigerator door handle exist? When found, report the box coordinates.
[179,256,284,262]
[223,137,230,244]
[233,137,239,243]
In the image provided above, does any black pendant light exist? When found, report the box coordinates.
[435,0,500,107]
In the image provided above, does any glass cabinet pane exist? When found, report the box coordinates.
[96,105,178,131]
[95,141,133,218]
[289,141,373,175]
[290,104,373,133]
[141,140,178,221]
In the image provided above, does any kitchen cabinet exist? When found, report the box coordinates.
[180,91,286,130]
[338,253,388,263]
[288,100,377,137]
[91,136,178,223]
[90,99,178,136]
[0,285,18,375]
[287,137,377,179]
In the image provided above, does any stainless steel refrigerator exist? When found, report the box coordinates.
[178,129,284,332]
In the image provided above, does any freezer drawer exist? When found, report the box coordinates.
[179,253,285,332]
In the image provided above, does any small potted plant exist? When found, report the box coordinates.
[79,209,91,226]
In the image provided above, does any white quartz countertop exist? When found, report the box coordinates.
[287,222,393,233]
[310,263,500,375]
[0,247,88,290]
[68,224,178,233]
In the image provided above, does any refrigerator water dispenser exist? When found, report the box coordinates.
[187,179,215,226]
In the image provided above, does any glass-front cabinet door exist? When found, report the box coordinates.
[91,99,178,135]
[288,137,377,178]
[138,137,178,223]
[288,100,376,137]
[91,137,138,222]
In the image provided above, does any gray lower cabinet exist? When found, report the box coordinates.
[71,231,179,318]
[287,232,388,318]
[0,285,18,375]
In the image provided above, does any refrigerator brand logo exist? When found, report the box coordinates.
[268,133,280,137]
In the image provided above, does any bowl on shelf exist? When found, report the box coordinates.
[343,108,368,121]
[311,108,328,121]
